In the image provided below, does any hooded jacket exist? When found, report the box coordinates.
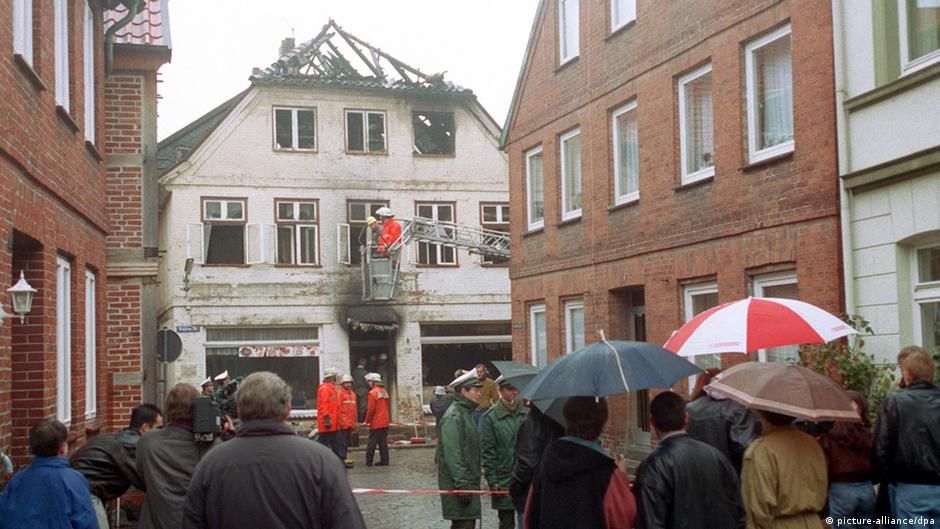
[525,437,636,529]
[872,381,940,485]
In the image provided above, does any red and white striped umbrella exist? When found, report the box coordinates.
[664,297,856,357]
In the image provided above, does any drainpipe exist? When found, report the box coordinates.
[832,0,855,316]
[103,0,143,76]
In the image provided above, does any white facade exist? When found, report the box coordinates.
[158,83,510,421]
[835,0,940,362]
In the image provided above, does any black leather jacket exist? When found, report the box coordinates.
[633,433,745,529]
[686,394,761,474]
[70,428,144,501]
[508,405,564,513]
[872,381,940,485]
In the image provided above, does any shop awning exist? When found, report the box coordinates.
[346,306,399,332]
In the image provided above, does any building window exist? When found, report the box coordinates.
[900,0,940,72]
[565,300,585,354]
[560,128,582,221]
[913,244,940,355]
[752,271,799,363]
[83,4,95,143]
[420,323,512,387]
[57,257,72,424]
[346,110,387,153]
[202,199,246,265]
[526,147,545,231]
[275,200,319,266]
[205,327,320,409]
[54,0,70,111]
[559,0,579,64]
[611,0,636,31]
[530,304,548,367]
[84,270,96,418]
[480,203,510,266]
[341,200,389,266]
[273,107,316,151]
[13,0,34,66]
[416,202,457,266]
[612,101,639,204]
[412,111,455,155]
[745,25,794,163]
[678,64,715,184]
[683,282,720,379]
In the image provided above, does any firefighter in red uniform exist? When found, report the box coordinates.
[375,207,401,256]
[363,372,391,466]
[317,367,342,459]
[339,374,358,468]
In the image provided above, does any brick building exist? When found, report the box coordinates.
[502,0,843,452]
[0,0,168,465]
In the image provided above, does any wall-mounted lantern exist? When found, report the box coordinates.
[7,271,37,323]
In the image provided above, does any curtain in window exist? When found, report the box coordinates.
[909,0,940,60]
[685,73,714,174]
[563,134,582,213]
[617,109,639,196]
[528,152,544,222]
[756,35,793,149]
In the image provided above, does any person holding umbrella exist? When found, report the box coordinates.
[686,368,761,474]
[480,376,527,529]
[437,370,485,529]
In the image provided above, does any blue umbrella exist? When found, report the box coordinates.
[519,339,702,401]
[490,361,567,426]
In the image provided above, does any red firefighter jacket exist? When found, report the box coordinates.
[339,387,358,431]
[317,381,339,433]
[377,219,401,254]
[364,385,390,430]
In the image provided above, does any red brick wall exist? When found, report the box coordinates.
[104,76,143,155]
[505,0,842,446]
[105,281,142,428]
[106,166,143,249]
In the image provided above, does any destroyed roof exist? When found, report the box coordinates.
[103,0,171,48]
[157,90,249,177]
[250,20,472,99]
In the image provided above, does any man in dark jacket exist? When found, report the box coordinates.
[508,403,564,519]
[481,377,527,529]
[686,368,761,474]
[137,384,217,529]
[183,371,365,529]
[431,385,455,425]
[872,346,940,525]
[633,391,745,529]
[438,370,485,529]
[70,404,163,528]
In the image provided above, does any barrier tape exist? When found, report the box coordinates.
[352,488,509,496]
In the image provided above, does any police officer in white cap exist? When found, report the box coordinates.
[200,377,215,396]
[438,370,485,528]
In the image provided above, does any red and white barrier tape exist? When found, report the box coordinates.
[352,488,509,496]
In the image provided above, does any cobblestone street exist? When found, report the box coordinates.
[348,446,501,529]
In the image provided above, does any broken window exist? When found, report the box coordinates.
[416,202,456,266]
[412,111,455,156]
[346,110,387,153]
[202,199,246,265]
[275,200,319,265]
[480,203,510,266]
[273,107,316,151]
[347,200,389,265]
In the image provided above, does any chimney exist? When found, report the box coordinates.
[279,37,295,58]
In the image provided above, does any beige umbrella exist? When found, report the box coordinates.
[707,362,861,423]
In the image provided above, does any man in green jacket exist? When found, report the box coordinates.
[481,376,528,529]
[438,370,484,529]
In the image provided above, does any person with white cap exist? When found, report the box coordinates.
[200,378,215,396]
[375,207,401,256]
[338,374,358,468]
[213,371,230,387]
[317,367,342,459]
[363,373,390,467]
[437,370,485,528]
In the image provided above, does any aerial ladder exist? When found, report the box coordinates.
[362,217,511,301]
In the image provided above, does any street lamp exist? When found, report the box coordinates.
[6,271,37,323]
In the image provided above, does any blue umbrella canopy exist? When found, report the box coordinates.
[490,361,566,426]
[520,340,702,400]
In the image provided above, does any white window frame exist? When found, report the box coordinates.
[346,201,389,266]
[612,101,640,204]
[899,0,940,75]
[345,109,387,153]
[912,242,940,350]
[337,224,351,265]
[526,146,545,231]
[203,199,246,222]
[480,203,510,225]
[529,304,548,367]
[683,282,719,390]
[83,4,95,143]
[57,257,72,424]
[752,271,799,363]
[611,0,636,32]
[275,211,319,267]
[272,107,317,152]
[13,0,34,66]
[564,299,585,354]
[560,128,582,221]
[54,0,70,111]
[558,0,579,64]
[678,64,715,185]
[745,24,794,163]
[415,202,457,266]
[84,270,96,419]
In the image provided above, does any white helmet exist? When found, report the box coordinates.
[341,374,353,383]
[364,372,382,383]
[323,367,339,379]
[375,207,393,218]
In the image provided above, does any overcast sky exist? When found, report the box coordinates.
[157,0,541,140]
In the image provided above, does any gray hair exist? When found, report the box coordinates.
[236,371,291,421]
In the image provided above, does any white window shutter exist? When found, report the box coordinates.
[337,223,350,265]
[187,223,204,264]
[262,224,276,263]
[246,223,262,264]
